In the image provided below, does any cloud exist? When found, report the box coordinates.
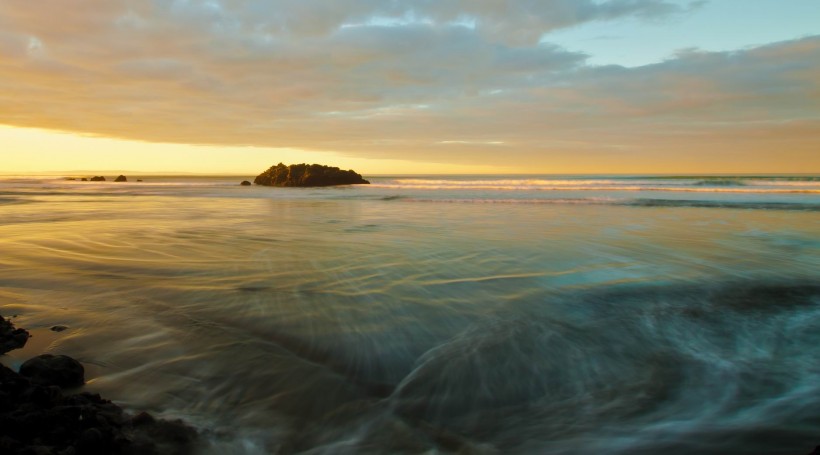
[0,0,817,171]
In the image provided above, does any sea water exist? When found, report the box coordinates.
[0,175,818,454]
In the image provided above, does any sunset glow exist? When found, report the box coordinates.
[1,0,818,174]
[2,3,820,453]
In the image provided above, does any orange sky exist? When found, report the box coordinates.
[1,1,819,174]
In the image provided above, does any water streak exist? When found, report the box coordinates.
[0,174,818,454]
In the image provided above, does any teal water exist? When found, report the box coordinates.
[0,175,818,454]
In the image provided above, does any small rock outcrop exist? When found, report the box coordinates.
[0,315,29,354]
[81,178,89,181]
[19,354,85,388]
[254,163,370,187]
[115,175,128,182]
[90,176,106,182]
[240,180,252,186]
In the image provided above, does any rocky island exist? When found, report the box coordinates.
[254,163,369,187]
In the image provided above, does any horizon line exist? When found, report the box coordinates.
[2,171,819,178]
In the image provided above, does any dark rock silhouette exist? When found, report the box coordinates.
[51,325,68,332]
[0,315,29,354]
[81,178,88,181]
[137,179,143,182]
[0,365,198,454]
[19,354,85,388]
[115,175,128,182]
[254,163,369,187]
[90,176,106,182]
[0,315,199,454]
[240,180,252,186]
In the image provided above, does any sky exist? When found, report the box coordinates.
[1,0,818,175]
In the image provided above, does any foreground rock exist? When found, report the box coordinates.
[0,316,199,454]
[115,175,128,182]
[254,163,369,187]
[0,315,29,355]
[20,354,85,388]
[0,365,198,455]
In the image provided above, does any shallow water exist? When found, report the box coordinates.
[0,174,818,454]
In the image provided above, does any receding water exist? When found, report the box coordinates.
[0,175,818,454]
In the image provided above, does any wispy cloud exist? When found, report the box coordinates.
[0,0,817,170]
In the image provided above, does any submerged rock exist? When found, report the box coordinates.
[240,180,252,186]
[254,163,369,187]
[90,176,106,182]
[0,315,29,354]
[115,175,128,182]
[19,354,85,388]
[51,325,68,332]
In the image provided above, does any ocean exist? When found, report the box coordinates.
[0,174,818,454]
